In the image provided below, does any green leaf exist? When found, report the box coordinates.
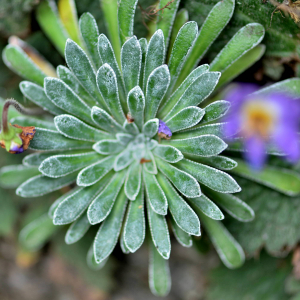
[79,12,101,70]
[88,170,126,224]
[20,81,64,115]
[145,65,170,122]
[123,120,139,135]
[77,156,115,187]
[114,147,133,171]
[124,186,145,252]
[65,213,90,244]
[29,128,93,151]
[157,173,200,236]
[86,244,108,270]
[127,86,145,131]
[143,150,157,174]
[11,116,56,130]
[94,188,127,263]
[16,172,77,198]
[169,214,192,247]
[164,135,227,157]
[44,77,92,124]
[165,106,205,132]
[231,159,300,196]
[143,169,167,215]
[153,145,183,163]
[125,161,141,200]
[146,198,170,259]
[210,23,265,73]
[200,211,245,269]
[39,152,102,178]
[0,165,40,189]
[139,38,147,88]
[178,0,235,85]
[93,140,124,155]
[120,230,130,254]
[143,119,159,138]
[176,159,241,193]
[187,155,238,171]
[149,239,171,297]
[156,157,201,198]
[96,63,125,124]
[49,189,76,218]
[201,100,231,124]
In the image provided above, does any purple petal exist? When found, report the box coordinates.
[244,136,267,171]
[158,120,172,137]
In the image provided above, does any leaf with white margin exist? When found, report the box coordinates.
[157,173,200,236]
[120,230,130,254]
[116,133,134,145]
[94,188,128,263]
[153,145,183,163]
[77,156,115,186]
[114,147,133,172]
[143,150,157,175]
[169,214,192,247]
[139,38,147,88]
[156,157,201,198]
[65,213,90,244]
[201,100,231,124]
[125,161,141,200]
[123,120,139,135]
[143,118,159,138]
[93,140,124,155]
[87,244,108,270]
[176,159,241,194]
[127,86,145,131]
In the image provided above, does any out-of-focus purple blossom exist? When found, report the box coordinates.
[223,84,300,170]
[158,120,172,140]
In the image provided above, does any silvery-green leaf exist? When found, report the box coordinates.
[143,119,159,138]
[20,81,64,115]
[147,139,158,150]
[145,65,170,122]
[57,65,96,107]
[188,194,224,220]
[77,156,115,186]
[0,165,40,189]
[39,152,102,178]
[143,30,165,91]
[123,120,139,135]
[116,133,133,145]
[143,169,167,215]
[114,147,133,171]
[44,77,92,123]
[139,38,147,88]
[88,170,126,224]
[159,64,209,119]
[199,211,245,269]
[201,100,231,124]
[157,173,200,236]
[169,214,192,247]
[127,86,145,131]
[165,72,221,120]
[91,106,125,133]
[120,230,130,254]
[204,188,255,222]
[54,114,110,141]
[87,244,108,270]
[156,157,201,198]
[96,63,125,124]
[167,21,198,95]
[65,213,90,244]
[165,106,205,132]
[125,161,141,200]
[79,12,102,70]
[94,188,127,263]
[11,116,56,131]
[153,145,183,163]
[93,139,124,155]
[124,186,145,252]
[188,155,237,171]
[164,135,227,157]
[29,128,93,151]
[176,159,241,194]
[143,150,157,174]
[54,178,108,225]
[16,172,77,198]
[147,199,170,259]
[121,36,141,95]
[65,39,106,108]
[149,239,171,297]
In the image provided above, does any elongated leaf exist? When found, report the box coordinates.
[210,23,265,73]
[169,214,192,247]
[114,147,133,171]
[77,156,115,186]
[139,38,147,88]
[16,172,77,197]
[157,173,200,236]
[44,78,92,123]
[153,145,183,163]
[65,213,90,244]
[124,120,139,135]
[164,135,227,157]
[125,161,141,200]
[11,116,56,130]
[96,64,125,124]
[143,119,159,138]
[176,159,241,194]
[156,157,201,198]
[29,128,93,151]
[127,86,145,131]
[49,188,76,218]
[178,0,235,84]
[116,133,133,145]
[120,230,130,254]
[201,100,231,124]
[93,140,124,155]
[124,187,145,252]
[143,150,157,174]
[94,188,128,263]
[79,12,101,70]
[87,244,108,270]
[189,155,237,171]
[231,159,300,196]
[39,152,102,178]
[20,81,64,115]
[145,65,170,122]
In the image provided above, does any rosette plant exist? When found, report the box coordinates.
[2,0,300,296]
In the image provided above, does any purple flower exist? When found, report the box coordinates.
[158,120,172,140]
[223,84,300,170]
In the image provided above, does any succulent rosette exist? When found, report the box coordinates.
[1,0,300,296]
